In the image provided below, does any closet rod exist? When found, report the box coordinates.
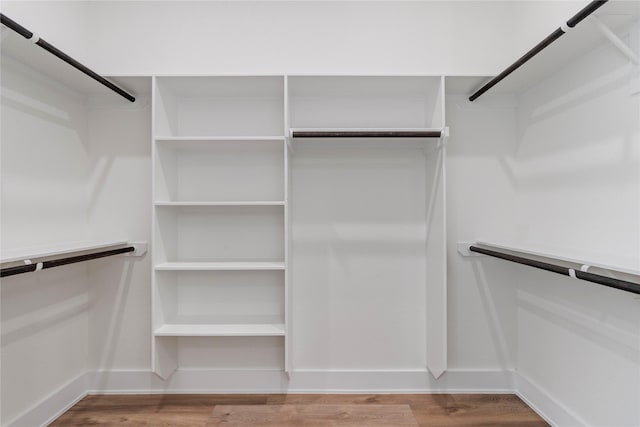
[468,0,608,102]
[0,13,136,102]
[469,245,640,296]
[0,246,135,278]
[291,130,443,138]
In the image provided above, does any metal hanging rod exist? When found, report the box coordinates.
[0,13,136,102]
[469,245,640,295]
[469,0,609,102]
[0,246,135,278]
[290,130,443,138]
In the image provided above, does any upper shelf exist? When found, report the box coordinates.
[474,240,640,277]
[0,240,129,264]
[466,0,640,99]
[0,19,149,100]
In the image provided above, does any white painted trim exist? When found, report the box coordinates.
[9,369,581,427]
[288,369,513,393]
[514,372,586,427]
[85,369,516,394]
[5,372,88,427]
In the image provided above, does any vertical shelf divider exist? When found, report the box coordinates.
[284,75,291,375]
[152,75,179,380]
[425,75,448,379]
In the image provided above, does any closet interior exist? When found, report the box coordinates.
[1,0,639,426]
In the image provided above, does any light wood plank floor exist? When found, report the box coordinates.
[50,394,549,426]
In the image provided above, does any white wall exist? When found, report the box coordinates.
[0,57,90,425]
[291,141,428,371]
[0,1,88,61]
[512,0,593,54]
[82,0,518,76]
[446,15,640,425]
[5,1,593,77]
[85,95,152,374]
[445,91,520,370]
[0,42,151,427]
[511,26,640,426]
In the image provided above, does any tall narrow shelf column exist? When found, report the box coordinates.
[151,76,287,379]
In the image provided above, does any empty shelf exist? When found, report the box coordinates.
[154,201,285,207]
[155,136,285,142]
[154,262,286,271]
[154,323,286,337]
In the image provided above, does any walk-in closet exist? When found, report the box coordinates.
[1,1,639,426]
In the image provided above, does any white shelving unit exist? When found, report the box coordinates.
[152,76,288,379]
[151,74,447,380]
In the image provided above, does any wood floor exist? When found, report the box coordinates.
[51,394,549,426]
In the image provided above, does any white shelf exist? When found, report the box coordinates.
[154,323,286,337]
[1,240,129,264]
[465,2,639,97]
[154,201,285,207]
[475,240,640,277]
[155,136,285,142]
[155,261,286,271]
[0,31,150,100]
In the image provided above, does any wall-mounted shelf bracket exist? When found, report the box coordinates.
[589,16,640,65]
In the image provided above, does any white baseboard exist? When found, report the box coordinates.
[514,372,585,427]
[288,369,514,393]
[6,368,580,427]
[6,372,88,427]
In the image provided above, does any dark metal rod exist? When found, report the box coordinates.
[0,13,136,103]
[469,246,570,276]
[575,270,640,295]
[469,0,608,102]
[0,246,135,278]
[0,13,32,38]
[567,0,608,28]
[292,130,443,138]
[469,245,640,296]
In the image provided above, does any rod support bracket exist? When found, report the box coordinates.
[436,127,450,149]
[589,15,640,65]
[457,241,483,257]
[120,242,147,257]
